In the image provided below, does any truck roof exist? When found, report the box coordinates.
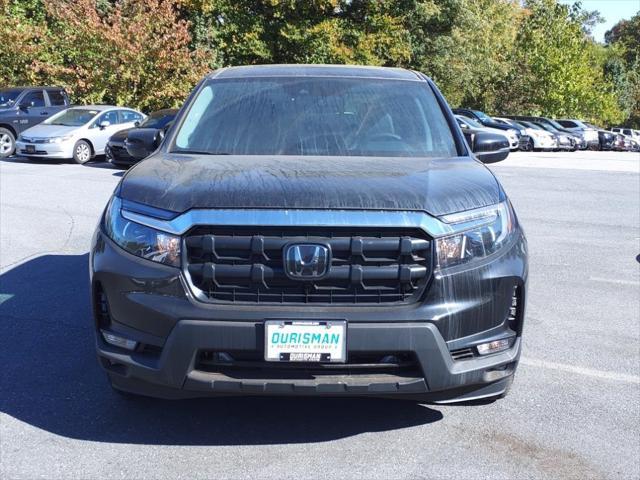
[212,64,423,81]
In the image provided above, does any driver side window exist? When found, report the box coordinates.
[21,91,45,108]
[93,111,118,128]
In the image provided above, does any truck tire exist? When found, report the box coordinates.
[0,127,16,158]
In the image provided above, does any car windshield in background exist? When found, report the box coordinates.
[521,121,543,130]
[0,90,19,106]
[173,78,457,157]
[142,113,175,129]
[46,109,99,126]
[546,119,566,130]
[460,116,484,129]
[473,110,492,122]
[537,123,558,132]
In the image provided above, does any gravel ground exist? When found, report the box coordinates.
[0,150,638,480]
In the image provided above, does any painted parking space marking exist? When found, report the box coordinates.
[521,357,640,384]
[589,276,640,286]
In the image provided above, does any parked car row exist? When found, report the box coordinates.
[453,108,640,153]
[0,86,178,165]
[2,85,638,167]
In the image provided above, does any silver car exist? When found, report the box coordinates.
[15,105,145,163]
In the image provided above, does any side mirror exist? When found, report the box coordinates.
[468,130,510,163]
[134,121,141,128]
[99,120,111,129]
[125,128,163,160]
[18,103,29,111]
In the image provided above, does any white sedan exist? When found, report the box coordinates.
[16,105,145,163]
[493,117,557,151]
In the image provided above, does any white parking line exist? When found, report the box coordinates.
[589,276,640,286]
[521,357,640,384]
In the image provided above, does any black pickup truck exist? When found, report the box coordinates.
[91,65,527,403]
[0,87,70,157]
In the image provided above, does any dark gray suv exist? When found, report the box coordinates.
[91,65,527,403]
[0,87,70,157]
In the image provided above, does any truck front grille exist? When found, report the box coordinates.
[183,226,431,305]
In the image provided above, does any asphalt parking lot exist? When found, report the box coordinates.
[1,150,639,479]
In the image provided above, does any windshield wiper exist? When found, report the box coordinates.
[174,150,230,155]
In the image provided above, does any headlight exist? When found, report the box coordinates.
[103,196,181,267]
[46,135,73,144]
[435,202,516,269]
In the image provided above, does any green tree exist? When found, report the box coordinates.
[502,0,623,124]
[604,12,640,127]
[179,0,418,66]
[1,0,632,125]
[0,0,48,86]
[407,0,522,110]
[43,0,212,111]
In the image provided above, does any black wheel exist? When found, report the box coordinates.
[0,127,16,158]
[73,140,93,164]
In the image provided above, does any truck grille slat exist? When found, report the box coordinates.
[184,227,431,305]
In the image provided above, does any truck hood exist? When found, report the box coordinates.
[119,154,501,217]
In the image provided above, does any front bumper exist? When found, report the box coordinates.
[532,136,556,150]
[106,142,137,166]
[91,226,527,402]
[15,140,73,159]
[507,135,519,150]
[556,137,574,151]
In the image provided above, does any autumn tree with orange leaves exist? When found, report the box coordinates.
[1,0,212,112]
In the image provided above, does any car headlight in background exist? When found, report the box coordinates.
[435,201,516,269]
[103,196,181,267]
[46,135,74,144]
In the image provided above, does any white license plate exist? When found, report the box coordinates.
[264,320,346,362]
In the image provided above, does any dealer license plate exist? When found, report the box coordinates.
[264,320,347,363]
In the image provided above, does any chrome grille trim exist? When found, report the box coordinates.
[120,208,469,238]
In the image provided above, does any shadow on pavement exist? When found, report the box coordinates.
[0,254,443,446]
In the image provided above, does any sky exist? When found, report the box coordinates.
[558,0,639,42]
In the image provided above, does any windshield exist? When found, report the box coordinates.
[142,111,176,129]
[520,121,543,130]
[173,78,457,157]
[45,109,99,127]
[546,119,565,130]
[458,116,484,129]
[535,122,557,132]
[0,90,19,107]
[473,110,492,122]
